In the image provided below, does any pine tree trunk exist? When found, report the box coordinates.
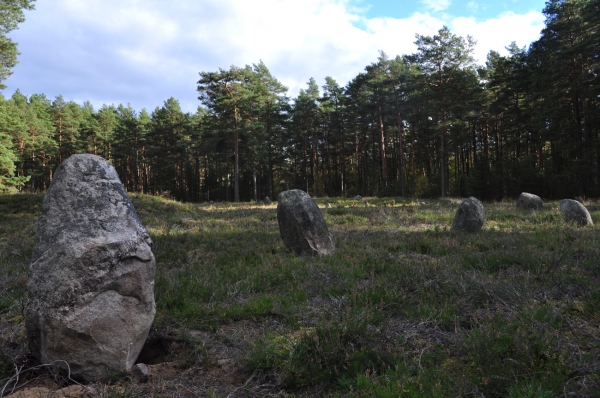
[234,107,240,202]
[379,107,388,188]
[253,169,257,202]
[268,144,274,199]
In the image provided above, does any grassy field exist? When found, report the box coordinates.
[0,193,599,397]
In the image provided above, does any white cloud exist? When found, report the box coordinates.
[451,11,545,63]
[421,0,452,12]
[467,1,479,11]
[5,0,545,113]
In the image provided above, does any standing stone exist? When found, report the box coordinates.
[354,195,362,201]
[560,199,593,227]
[451,197,485,232]
[26,154,156,381]
[516,192,543,210]
[277,189,334,256]
[263,196,272,205]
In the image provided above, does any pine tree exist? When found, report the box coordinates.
[9,90,54,190]
[289,78,321,195]
[95,104,118,160]
[148,98,190,200]
[320,76,349,196]
[0,94,29,191]
[198,67,253,202]
[412,26,477,198]
[49,96,81,164]
[250,61,288,199]
[0,0,35,88]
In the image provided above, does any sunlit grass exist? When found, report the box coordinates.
[0,193,598,397]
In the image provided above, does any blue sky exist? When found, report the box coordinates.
[358,0,547,20]
[3,0,548,114]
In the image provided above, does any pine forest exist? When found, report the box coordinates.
[1,0,599,202]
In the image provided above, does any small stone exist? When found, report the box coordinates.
[354,195,362,201]
[263,196,272,205]
[560,199,593,226]
[451,197,485,232]
[277,189,334,257]
[326,202,331,208]
[130,363,149,376]
[365,201,370,207]
[516,192,542,210]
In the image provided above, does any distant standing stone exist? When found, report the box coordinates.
[26,154,156,381]
[326,202,332,208]
[354,195,362,201]
[263,196,272,205]
[516,192,543,210]
[451,197,485,232]
[277,189,334,256]
[560,199,593,226]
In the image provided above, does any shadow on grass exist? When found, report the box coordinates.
[0,194,597,396]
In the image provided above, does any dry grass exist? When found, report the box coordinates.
[0,194,599,397]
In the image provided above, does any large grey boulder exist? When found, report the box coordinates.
[277,189,334,256]
[451,197,485,232]
[26,154,156,381]
[516,192,543,210]
[560,199,593,227]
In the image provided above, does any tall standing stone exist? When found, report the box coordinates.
[516,192,543,210]
[277,189,334,256]
[26,154,156,381]
[451,197,485,232]
[560,199,593,227]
